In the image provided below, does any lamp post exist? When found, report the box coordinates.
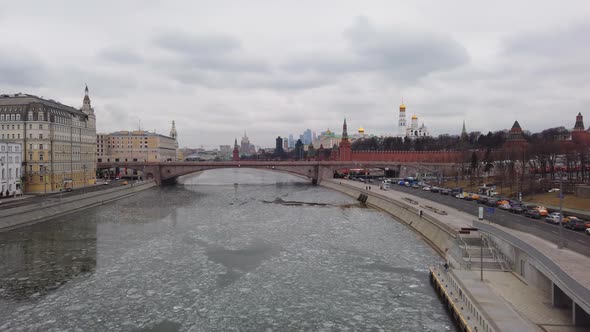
[557,171,565,249]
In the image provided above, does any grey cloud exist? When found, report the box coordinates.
[153,31,268,73]
[0,48,47,87]
[98,47,143,64]
[503,22,590,57]
[284,17,470,79]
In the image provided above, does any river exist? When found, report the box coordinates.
[0,169,454,331]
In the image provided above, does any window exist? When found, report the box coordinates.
[17,125,20,129]
[29,153,32,160]
[11,134,14,139]
[39,124,43,130]
[11,114,15,121]
[39,153,44,161]
[16,114,20,121]
[39,144,43,150]
[1,169,4,179]
[29,134,32,139]
[40,176,43,182]
[28,112,33,121]
[0,115,4,121]
[29,124,32,129]
[17,134,20,139]
[38,113,44,121]
[11,125,14,130]
[39,134,43,139]
[29,144,32,150]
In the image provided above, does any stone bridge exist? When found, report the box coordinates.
[97,161,459,185]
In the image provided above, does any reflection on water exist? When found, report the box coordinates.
[0,169,454,331]
[0,219,97,300]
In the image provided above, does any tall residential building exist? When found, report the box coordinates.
[0,142,23,196]
[0,88,97,193]
[288,134,294,148]
[96,130,177,163]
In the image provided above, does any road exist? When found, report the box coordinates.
[0,180,128,210]
[386,183,590,248]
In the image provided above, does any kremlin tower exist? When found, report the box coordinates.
[339,118,352,161]
[232,138,240,161]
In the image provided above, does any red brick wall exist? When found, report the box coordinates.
[350,150,464,163]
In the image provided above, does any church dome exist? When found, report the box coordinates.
[358,127,365,133]
[411,115,418,120]
[400,103,406,110]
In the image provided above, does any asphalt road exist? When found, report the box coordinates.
[0,180,128,210]
[387,183,590,249]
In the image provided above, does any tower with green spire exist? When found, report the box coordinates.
[461,120,468,140]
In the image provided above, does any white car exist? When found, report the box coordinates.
[548,188,560,193]
[586,228,590,235]
[422,186,431,191]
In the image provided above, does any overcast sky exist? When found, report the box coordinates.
[1,0,589,148]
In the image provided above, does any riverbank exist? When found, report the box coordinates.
[0,180,156,231]
[321,179,587,331]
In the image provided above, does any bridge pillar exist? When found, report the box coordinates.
[574,302,590,326]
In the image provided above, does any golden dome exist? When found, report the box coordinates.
[411,115,418,120]
[400,103,406,110]
[358,127,365,133]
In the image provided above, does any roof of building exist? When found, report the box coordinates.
[99,130,175,140]
[510,120,522,132]
[0,93,85,116]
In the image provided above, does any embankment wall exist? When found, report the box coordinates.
[0,181,157,231]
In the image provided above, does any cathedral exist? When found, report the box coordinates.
[396,101,430,139]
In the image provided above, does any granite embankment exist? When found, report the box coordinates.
[321,180,458,256]
[0,180,156,231]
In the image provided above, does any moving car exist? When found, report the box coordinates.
[531,206,549,216]
[422,186,431,191]
[430,187,441,193]
[498,203,511,211]
[440,189,451,195]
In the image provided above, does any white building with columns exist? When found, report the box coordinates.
[396,102,430,139]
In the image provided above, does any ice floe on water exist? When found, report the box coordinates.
[0,169,454,331]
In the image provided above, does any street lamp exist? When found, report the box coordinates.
[557,170,565,249]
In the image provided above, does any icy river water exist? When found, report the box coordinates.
[0,169,454,331]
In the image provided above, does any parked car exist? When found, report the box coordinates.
[440,189,451,195]
[509,204,525,214]
[468,193,480,201]
[524,209,542,219]
[430,187,441,193]
[498,203,511,210]
[565,219,587,231]
[103,180,110,185]
[451,188,463,196]
[563,216,582,224]
[531,206,549,216]
[548,188,560,193]
[485,198,499,207]
[496,199,510,206]
[545,213,561,224]
[422,186,431,191]
[476,196,489,204]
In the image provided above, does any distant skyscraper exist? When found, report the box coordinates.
[275,136,284,155]
[288,134,294,148]
[312,131,317,142]
[303,129,312,145]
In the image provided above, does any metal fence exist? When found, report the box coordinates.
[474,221,590,311]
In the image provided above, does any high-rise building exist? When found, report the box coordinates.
[303,129,312,145]
[0,87,97,193]
[288,134,294,148]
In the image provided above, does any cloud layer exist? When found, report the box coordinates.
[0,1,589,148]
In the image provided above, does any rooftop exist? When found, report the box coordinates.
[0,93,85,116]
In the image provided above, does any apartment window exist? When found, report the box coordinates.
[39,134,43,139]
[11,125,14,129]
[40,176,43,182]
[29,124,32,129]
[39,153,44,161]
[17,134,20,139]
[39,124,43,130]
[29,144,32,150]
[29,165,32,172]
[29,134,32,139]
[38,113,44,121]
[16,114,20,121]
[10,114,15,121]
[0,115,4,121]
[17,125,20,129]
[28,112,33,121]
[39,144,43,150]
[29,153,32,160]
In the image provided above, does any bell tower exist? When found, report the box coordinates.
[398,100,406,137]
